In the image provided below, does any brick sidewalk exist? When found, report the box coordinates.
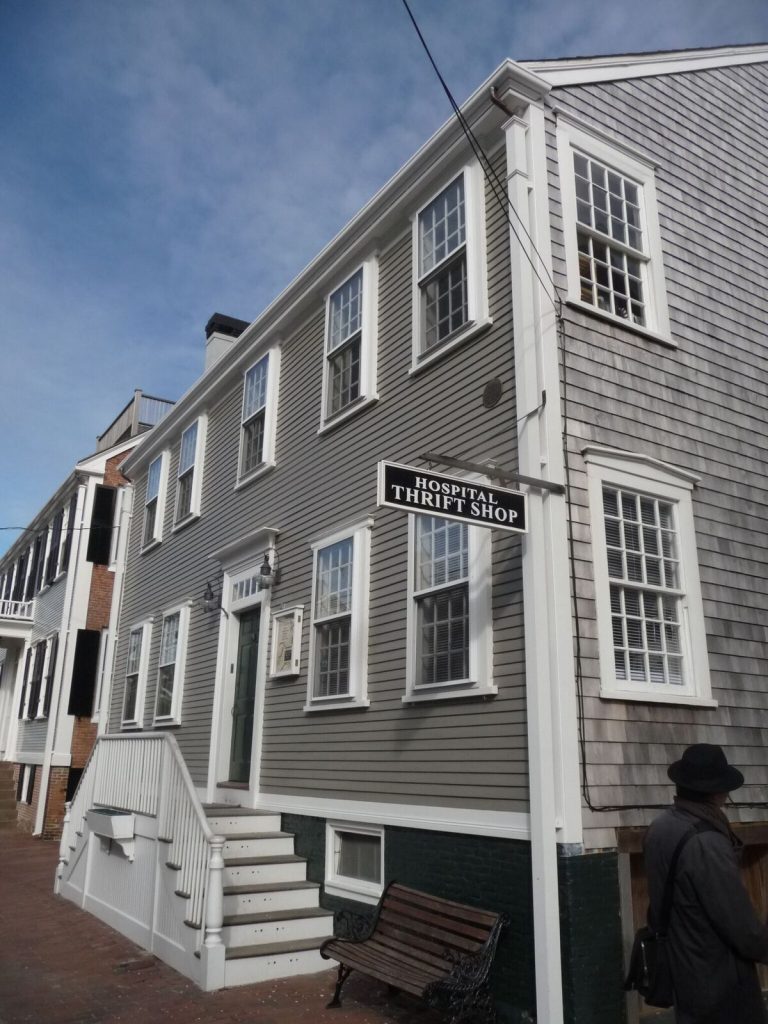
[0,830,442,1024]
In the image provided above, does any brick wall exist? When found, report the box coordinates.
[42,767,69,839]
[13,763,40,834]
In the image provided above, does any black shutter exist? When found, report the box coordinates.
[12,552,28,602]
[86,486,116,565]
[45,509,64,585]
[67,629,101,717]
[42,633,59,718]
[27,642,46,719]
[61,493,78,571]
[17,649,32,719]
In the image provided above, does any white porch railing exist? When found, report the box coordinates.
[0,598,34,621]
[56,733,226,986]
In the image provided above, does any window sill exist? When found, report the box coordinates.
[318,395,379,436]
[141,538,162,555]
[120,722,142,731]
[409,316,493,376]
[403,683,497,704]
[324,880,382,906]
[566,298,676,349]
[600,686,717,708]
[172,512,201,535]
[235,461,276,492]
[152,717,182,728]
[303,698,370,713]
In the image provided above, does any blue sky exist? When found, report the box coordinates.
[1,0,766,556]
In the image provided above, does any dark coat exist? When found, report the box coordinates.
[644,802,768,1023]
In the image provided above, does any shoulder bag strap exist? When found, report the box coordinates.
[658,820,716,933]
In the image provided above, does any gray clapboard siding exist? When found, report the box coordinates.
[111,146,530,813]
[548,62,768,846]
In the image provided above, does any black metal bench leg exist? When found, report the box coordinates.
[327,964,352,1008]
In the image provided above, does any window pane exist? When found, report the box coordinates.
[603,485,685,688]
[315,618,350,696]
[179,424,197,475]
[416,517,468,590]
[417,584,469,685]
[160,613,180,666]
[176,471,193,520]
[328,271,363,351]
[328,338,361,415]
[143,499,157,546]
[243,357,268,420]
[156,665,175,718]
[423,254,468,350]
[316,539,354,619]
[147,457,162,502]
[241,413,265,475]
[337,832,381,883]
[419,177,465,277]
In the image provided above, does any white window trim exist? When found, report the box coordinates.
[142,451,169,552]
[236,346,281,489]
[319,258,379,431]
[173,415,207,529]
[410,161,491,372]
[121,620,153,729]
[153,603,191,726]
[325,820,384,905]
[584,446,714,707]
[305,519,372,711]
[556,117,673,345]
[404,514,494,703]
[270,606,303,678]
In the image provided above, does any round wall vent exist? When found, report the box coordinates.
[483,378,503,409]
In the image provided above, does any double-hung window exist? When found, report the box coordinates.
[175,418,206,524]
[406,514,493,701]
[239,349,280,483]
[307,521,371,709]
[154,605,190,724]
[122,622,152,728]
[143,453,168,549]
[557,117,671,341]
[322,260,378,426]
[584,447,713,705]
[413,164,488,365]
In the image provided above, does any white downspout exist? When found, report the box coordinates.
[504,102,584,1024]
[97,484,134,735]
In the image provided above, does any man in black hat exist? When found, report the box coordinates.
[644,743,768,1023]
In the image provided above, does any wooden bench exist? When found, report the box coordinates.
[320,882,507,1023]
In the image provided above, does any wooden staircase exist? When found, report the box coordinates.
[202,805,334,987]
[0,762,17,830]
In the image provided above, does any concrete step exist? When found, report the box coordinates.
[223,832,294,859]
[223,937,332,988]
[204,805,282,836]
[223,854,308,887]
[222,906,334,947]
[223,880,321,916]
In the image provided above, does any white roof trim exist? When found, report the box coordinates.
[524,44,768,86]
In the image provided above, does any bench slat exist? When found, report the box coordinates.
[386,884,500,928]
[378,910,488,954]
[381,897,494,945]
[323,939,444,996]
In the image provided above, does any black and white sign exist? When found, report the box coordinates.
[377,461,527,534]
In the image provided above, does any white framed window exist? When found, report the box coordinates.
[307,520,371,710]
[406,514,494,702]
[153,604,190,725]
[412,163,489,368]
[122,621,152,728]
[321,260,378,428]
[556,117,671,343]
[270,606,303,677]
[238,348,280,485]
[174,417,207,525]
[325,821,384,905]
[143,452,169,549]
[584,447,713,706]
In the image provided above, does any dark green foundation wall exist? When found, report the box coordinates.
[283,814,625,1024]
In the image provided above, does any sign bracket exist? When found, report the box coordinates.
[421,451,566,496]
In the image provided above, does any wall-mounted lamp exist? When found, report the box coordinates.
[258,551,279,590]
[202,580,228,617]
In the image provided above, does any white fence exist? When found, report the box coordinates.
[56,733,226,989]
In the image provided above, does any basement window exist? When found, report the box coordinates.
[325,821,384,905]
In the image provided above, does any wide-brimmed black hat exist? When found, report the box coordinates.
[668,744,744,793]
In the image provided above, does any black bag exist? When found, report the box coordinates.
[624,821,714,1008]
[625,924,675,1007]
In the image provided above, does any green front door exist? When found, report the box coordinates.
[229,608,260,783]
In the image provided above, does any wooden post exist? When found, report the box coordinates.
[55,800,72,894]
[201,834,227,990]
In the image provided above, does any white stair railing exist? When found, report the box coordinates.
[56,734,225,949]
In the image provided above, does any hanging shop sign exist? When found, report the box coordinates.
[377,461,527,534]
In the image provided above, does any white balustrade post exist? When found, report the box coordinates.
[201,834,226,991]
[54,800,72,894]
